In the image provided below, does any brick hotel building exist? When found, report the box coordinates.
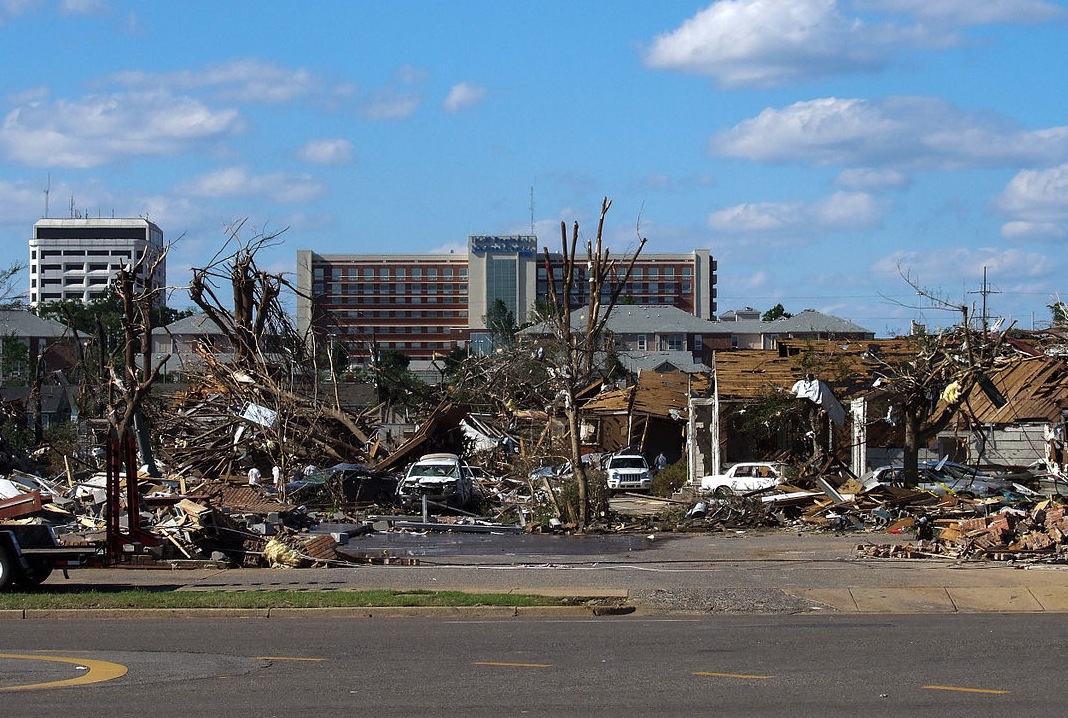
[296,236,715,363]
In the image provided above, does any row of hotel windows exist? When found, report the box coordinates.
[348,341,457,353]
[329,295,465,305]
[539,279,692,291]
[341,310,468,318]
[315,265,692,281]
[321,283,469,295]
[536,266,693,280]
[350,325,458,335]
[316,267,468,280]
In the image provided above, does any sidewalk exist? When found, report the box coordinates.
[31,531,1068,614]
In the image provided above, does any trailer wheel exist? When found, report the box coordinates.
[0,548,15,590]
[15,558,54,588]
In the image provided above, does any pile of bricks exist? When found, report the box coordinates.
[860,499,1068,562]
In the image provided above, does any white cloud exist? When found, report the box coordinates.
[0,91,243,168]
[996,164,1068,238]
[0,0,35,23]
[0,179,51,224]
[642,0,901,87]
[835,167,909,191]
[856,0,1066,25]
[643,0,1066,87]
[872,247,1051,282]
[713,96,1068,170]
[181,166,325,204]
[60,0,107,15]
[709,191,882,233]
[443,82,487,113]
[299,138,353,165]
[111,59,322,104]
[394,65,430,84]
[361,91,420,120]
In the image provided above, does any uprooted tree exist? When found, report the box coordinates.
[539,197,646,528]
[163,220,379,478]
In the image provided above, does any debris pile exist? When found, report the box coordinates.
[156,349,380,478]
[858,498,1068,562]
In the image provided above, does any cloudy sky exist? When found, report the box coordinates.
[2,0,1066,335]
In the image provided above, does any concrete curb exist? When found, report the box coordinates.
[1,605,628,620]
[785,585,1068,613]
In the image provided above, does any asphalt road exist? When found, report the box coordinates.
[2,614,1063,717]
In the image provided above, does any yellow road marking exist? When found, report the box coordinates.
[694,671,775,680]
[0,653,128,692]
[255,656,326,662]
[474,661,552,668]
[924,684,1009,695]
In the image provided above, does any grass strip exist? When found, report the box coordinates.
[0,589,577,610]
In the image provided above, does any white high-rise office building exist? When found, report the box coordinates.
[29,218,166,306]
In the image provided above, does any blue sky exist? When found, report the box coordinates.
[2,0,1067,336]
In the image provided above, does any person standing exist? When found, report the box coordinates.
[655,453,668,473]
[272,465,282,490]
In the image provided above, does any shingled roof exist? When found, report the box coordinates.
[712,338,920,400]
[0,310,72,338]
[706,308,875,338]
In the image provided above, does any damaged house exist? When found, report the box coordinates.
[689,337,925,482]
[931,352,1068,473]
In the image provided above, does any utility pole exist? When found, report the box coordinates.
[968,266,1000,336]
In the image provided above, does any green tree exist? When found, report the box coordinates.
[1049,300,1068,328]
[484,298,517,350]
[0,334,30,386]
[762,303,792,321]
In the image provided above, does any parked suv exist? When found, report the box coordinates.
[605,452,653,492]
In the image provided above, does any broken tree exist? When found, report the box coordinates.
[538,197,646,528]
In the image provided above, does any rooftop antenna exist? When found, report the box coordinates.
[43,173,50,218]
[529,183,535,236]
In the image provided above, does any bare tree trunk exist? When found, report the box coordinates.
[539,197,646,529]
[902,403,922,485]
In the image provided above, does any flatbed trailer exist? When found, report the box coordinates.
[0,523,103,590]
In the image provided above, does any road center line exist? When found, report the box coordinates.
[0,654,128,692]
[474,661,553,668]
[255,656,326,662]
[694,671,775,680]
[924,684,1009,695]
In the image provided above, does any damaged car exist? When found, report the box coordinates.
[396,453,474,510]
[285,463,397,505]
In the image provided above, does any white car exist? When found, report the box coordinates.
[699,462,787,496]
[605,453,653,492]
